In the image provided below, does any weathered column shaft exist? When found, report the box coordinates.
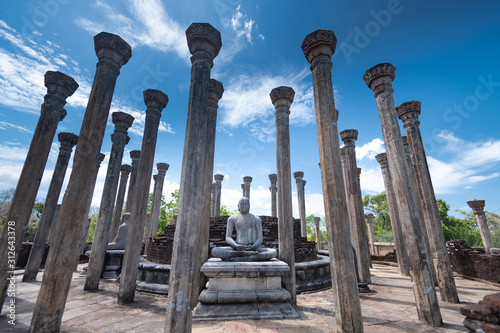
[214,174,224,217]
[125,150,141,212]
[269,173,277,217]
[85,112,134,291]
[271,86,297,306]
[165,23,221,333]
[402,136,437,283]
[118,89,168,304]
[145,174,159,242]
[364,63,442,327]
[145,163,169,251]
[365,214,377,256]
[314,216,321,251]
[0,71,78,311]
[243,176,252,200]
[302,30,363,332]
[194,79,224,307]
[357,168,371,268]
[30,32,131,332]
[397,102,459,303]
[210,182,216,217]
[340,129,371,283]
[109,164,132,242]
[23,132,78,283]
[293,171,307,238]
[467,200,493,254]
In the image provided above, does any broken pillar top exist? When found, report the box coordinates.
[58,132,79,149]
[467,199,485,213]
[340,129,358,146]
[270,86,295,108]
[186,23,222,63]
[243,176,253,183]
[130,150,141,160]
[157,163,169,174]
[396,101,422,125]
[375,152,388,167]
[209,79,224,100]
[214,174,224,182]
[94,32,132,67]
[112,111,135,129]
[301,30,337,64]
[293,171,304,180]
[121,164,132,173]
[143,89,169,110]
[45,71,79,99]
[363,62,396,91]
[268,173,277,181]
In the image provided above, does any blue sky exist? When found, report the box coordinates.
[0,0,499,219]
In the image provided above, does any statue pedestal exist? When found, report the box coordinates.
[82,250,124,279]
[193,258,299,321]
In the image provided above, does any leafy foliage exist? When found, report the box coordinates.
[86,213,98,242]
[306,214,327,242]
[363,192,394,242]
[219,204,238,216]
[437,199,482,246]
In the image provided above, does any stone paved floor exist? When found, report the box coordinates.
[1,263,499,332]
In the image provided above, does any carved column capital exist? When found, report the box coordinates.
[120,164,132,175]
[186,23,222,67]
[157,163,169,177]
[363,63,396,97]
[340,129,358,147]
[94,32,132,70]
[396,101,421,129]
[214,174,224,182]
[57,132,78,152]
[467,199,485,214]
[270,86,295,112]
[375,152,389,168]
[301,30,336,71]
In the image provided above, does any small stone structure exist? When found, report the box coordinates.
[461,293,500,332]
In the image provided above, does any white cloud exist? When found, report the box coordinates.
[0,121,33,133]
[356,138,384,160]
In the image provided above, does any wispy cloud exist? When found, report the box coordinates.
[0,121,33,133]
[75,0,189,61]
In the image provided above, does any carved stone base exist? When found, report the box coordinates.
[82,250,124,279]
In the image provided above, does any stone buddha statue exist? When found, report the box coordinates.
[211,197,277,261]
[107,212,130,250]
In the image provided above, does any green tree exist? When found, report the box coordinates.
[219,204,238,216]
[86,213,98,242]
[32,201,45,218]
[305,214,327,241]
[437,199,481,246]
[363,192,393,242]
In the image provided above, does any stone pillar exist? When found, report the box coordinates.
[271,86,297,306]
[0,71,78,311]
[242,176,252,200]
[165,23,221,333]
[23,132,78,283]
[213,174,224,217]
[314,216,321,251]
[293,171,307,238]
[375,153,410,276]
[269,173,277,217]
[210,182,216,217]
[146,174,159,241]
[145,163,169,250]
[125,150,141,212]
[85,112,134,291]
[76,152,106,270]
[302,30,363,332]
[467,200,493,255]
[30,32,131,332]
[109,164,132,241]
[340,129,371,284]
[241,183,245,197]
[402,136,437,283]
[195,79,224,305]
[397,102,459,303]
[118,89,168,304]
[365,213,377,256]
[364,63,442,326]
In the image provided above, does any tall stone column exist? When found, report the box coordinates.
[397,101,459,303]
[242,176,252,200]
[0,71,78,310]
[213,174,224,217]
[340,129,371,284]
[271,86,297,306]
[145,163,169,250]
[365,213,377,256]
[30,32,131,332]
[109,164,132,241]
[145,174,159,241]
[269,173,277,217]
[210,182,216,217]
[293,171,307,238]
[118,89,168,304]
[302,30,363,332]
[85,112,134,291]
[125,150,141,212]
[165,23,221,333]
[364,63,442,326]
[402,136,437,283]
[314,216,321,251]
[375,153,409,276]
[23,132,78,283]
[467,200,493,254]
[195,79,224,306]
